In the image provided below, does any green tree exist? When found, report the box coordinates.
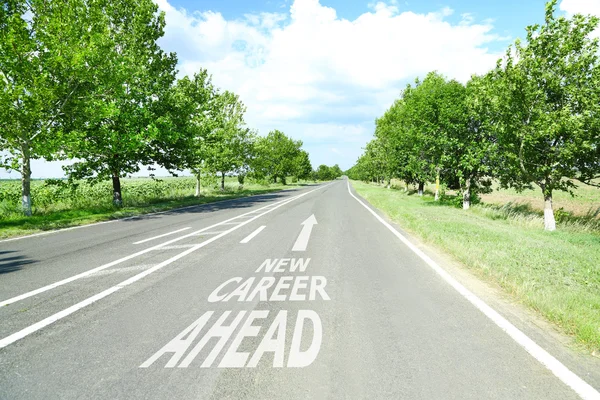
[253,130,302,184]
[487,0,600,230]
[205,91,254,191]
[293,150,313,181]
[153,70,217,196]
[451,75,496,209]
[315,165,333,181]
[0,0,110,215]
[330,164,343,179]
[63,0,177,206]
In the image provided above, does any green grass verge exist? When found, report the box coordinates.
[351,180,600,354]
[0,181,306,239]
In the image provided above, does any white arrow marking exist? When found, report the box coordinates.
[292,215,317,252]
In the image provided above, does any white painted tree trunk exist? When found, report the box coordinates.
[418,182,424,197]
[544,195,556,231]
[404,183,408,192]
[22,194,31,216]
[21,146,32,216]
[434,171,440,201]
[463,179,471,210]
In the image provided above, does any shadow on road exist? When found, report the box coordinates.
[0,250,37,274]
[121,186,315,222]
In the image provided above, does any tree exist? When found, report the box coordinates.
[315,165,332,181]
[63,0,177,206]
[436,75,495,209]
[152,70,217,196]
[0,0,110,215]
[330,164,343,179]
[487,0,600,230]
[293,150,313,181]
[204,91,254,191]
[253,130,302,184]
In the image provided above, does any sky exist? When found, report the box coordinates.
[2,0,599,179]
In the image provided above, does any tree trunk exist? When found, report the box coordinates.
[21,145,32,216]
[221,172,225,191]
[463,179,471,210]
[387,178,391,189]
[112,172,122,207]
[195,173,201,197]
[418,182,424,197]
[404,182,408,192]
[544,191,556,231]
[434,170,440,201]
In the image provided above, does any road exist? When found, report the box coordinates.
[0,178,599,399]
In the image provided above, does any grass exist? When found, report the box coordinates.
[351,180,600,354]
[0,177,309,239]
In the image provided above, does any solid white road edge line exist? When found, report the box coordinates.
[0,187,321,308]
[346,180,600,400]
[240,226,266,244]
[0,183,330,349]
[133,227,191,244]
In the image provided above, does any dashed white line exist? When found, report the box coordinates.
[0,193,311,308]
[133,227,191,244]
[191,231,227,236]
[84,265,154,278]
[0,183,331,349]
[152,245,196,250]
[240,226,266,244]
[347,180,600,400]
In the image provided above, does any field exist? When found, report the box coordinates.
[0,176,307,239]
[351,180,600,354]
[412,179,600,231]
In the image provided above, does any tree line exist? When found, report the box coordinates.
[0,0,322,216]
[347,0,600,231]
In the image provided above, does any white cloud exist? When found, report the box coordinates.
[560,0,600,17]
[2,0,506,178]
[155,0,505,170]
[559,0,600,39]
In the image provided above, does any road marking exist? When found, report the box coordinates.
[292,215,318,252]
[145,255,328,369]
[84,265,154,278]
[0,190,321,309]
[191,231,227,236]
[0,184,331,349]
[133,228,191,244]
[240,226,266,244]
[347,180,600,400]
[0,193,287,244]
[152,245,196,250]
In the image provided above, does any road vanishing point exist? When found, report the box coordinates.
[1,178,599,399]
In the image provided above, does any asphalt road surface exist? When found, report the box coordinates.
[1,179,599,399]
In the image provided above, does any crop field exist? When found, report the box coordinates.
[0,177,197,214]
[400,179,600,230]
[0,176,307,238]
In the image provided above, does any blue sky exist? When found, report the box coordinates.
[3,0,595,179]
